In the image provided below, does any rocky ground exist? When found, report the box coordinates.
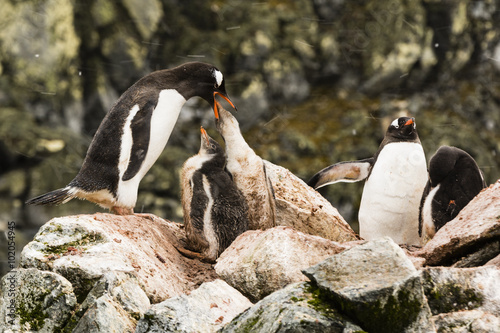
[1,176,498,332]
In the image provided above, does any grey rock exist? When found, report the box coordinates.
[303,238,434,333]
[64,271,150,331]
[0,268,76,332]
[221,282,364,333]
[72,294,136,333]
[421,266,500,316]
[136,279,252,333]
[215,226,354,302]
[431,310,500,333]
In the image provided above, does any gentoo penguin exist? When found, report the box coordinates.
[26,62,235,215]
[308,117,427,246]
[180,127,249,262]
[215,104,276,230]
[419,146,486,243]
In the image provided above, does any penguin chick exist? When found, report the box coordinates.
[180,127,249,262]
[27,62,236,215]
[419,146,486,243]
[215,104,276,230]
[308,117,427,246]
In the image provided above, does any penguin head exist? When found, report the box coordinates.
[199,126,225,166]
[215,102,241,139]
[176,62,236,119]
[386,117,418,141]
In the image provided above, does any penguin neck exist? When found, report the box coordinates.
[222,126,251,158]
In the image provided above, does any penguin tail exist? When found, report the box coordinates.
[26,187,75,206]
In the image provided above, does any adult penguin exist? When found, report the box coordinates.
[419,145,486,243]
[308,117,427,246]
[27,62,235,215]
[180,127,249,262]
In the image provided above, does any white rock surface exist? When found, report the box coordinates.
[215,226,354,302]
[136,279,252,333]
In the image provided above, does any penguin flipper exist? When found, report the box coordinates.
[26,187,74,206]
[307,158,373,190]
[122,101,155,181]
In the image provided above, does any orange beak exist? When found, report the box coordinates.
[200,126,210,145]
[213,91,237,119]
[404,118,414,126]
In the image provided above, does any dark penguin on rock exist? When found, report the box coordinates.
[215,103,276,230]
[27,62,235,215]
[419,145,486,243]
[180,127,249,263]
[308,117,427,246]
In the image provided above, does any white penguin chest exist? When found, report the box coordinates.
[359,142,427,245]
[421,184,440,242]
[116,89,186,207]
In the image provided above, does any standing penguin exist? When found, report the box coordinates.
[180,127,249,262]
[27,62,235,215]
[308,117,427,246]
[419,146,486,243]
[215,104,276,230]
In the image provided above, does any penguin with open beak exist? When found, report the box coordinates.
[308,117,427,246]
[419,146,486,243]
[27,62,236,215]
[215,103,276,230]
[180,127,249,262]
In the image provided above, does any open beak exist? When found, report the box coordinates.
[213,91,237,119]
[200,126,210,146]
[404,118,414,126]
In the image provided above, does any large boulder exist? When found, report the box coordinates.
[220,282,364,332]
[136,279,252,333]
[302,238,434,333]
[264,160,359,242]
[418,180,500,266]
[215,226,356,302]
[19,213,217,304]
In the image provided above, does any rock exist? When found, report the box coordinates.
[215,226,354,302]
[418,180,500,266]
[64,271,150,331]
[136,279,252,333]
[303,238,434,333]
[421,266,500,316]
[486,253,500,268]
[72,294,136,333]
[431,310,500,333]
[220,282,364,332]
[0,268,77,332]
[264,160,358,242]
[19,213,217,304]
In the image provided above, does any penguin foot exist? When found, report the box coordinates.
[111,206,134,215]
[174,245,216,264]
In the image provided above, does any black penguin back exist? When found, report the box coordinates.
[426,146,485,231]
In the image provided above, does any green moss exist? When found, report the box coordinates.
[305,283,343,321]
[40,228,105,256]
[427,282,483,314]
[16,290,50,330]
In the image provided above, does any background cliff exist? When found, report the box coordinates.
[1,0,500,277]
